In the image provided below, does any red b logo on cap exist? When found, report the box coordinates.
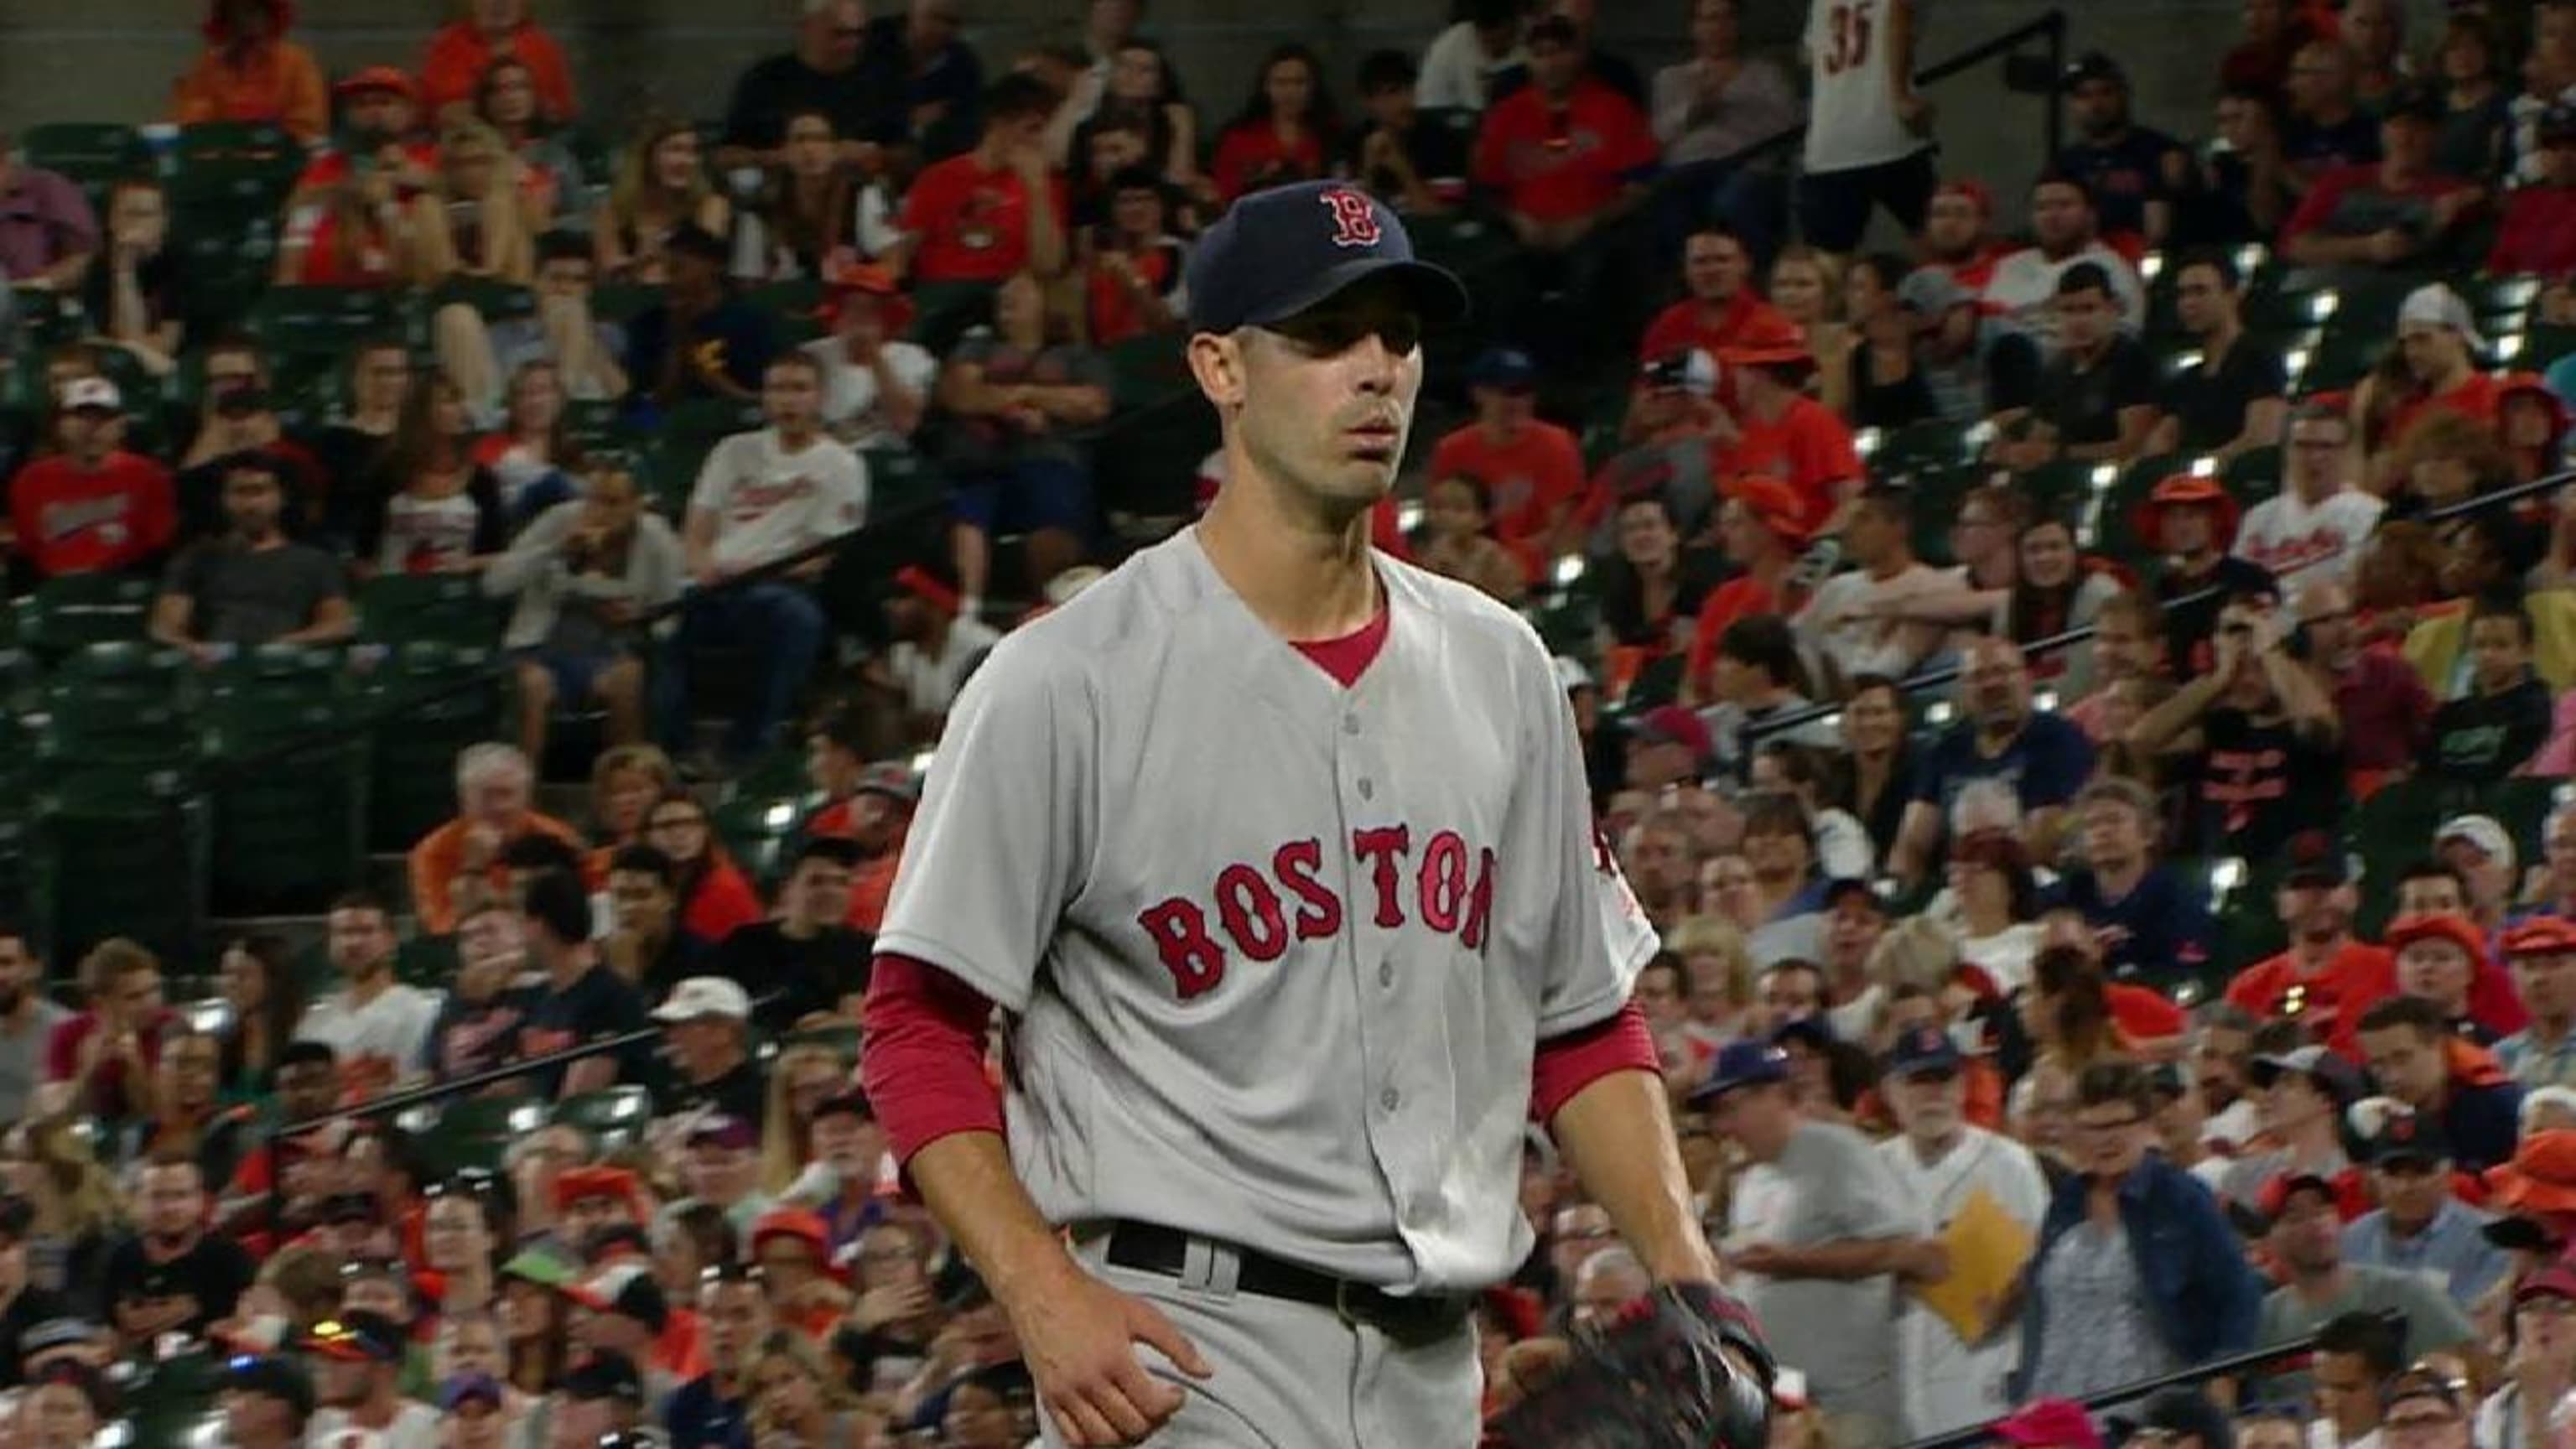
[1320,188,1381,248]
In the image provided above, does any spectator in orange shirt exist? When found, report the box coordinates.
[169,0,329,143]
[890,73,1068,286]
[1712,315,1865,537]
[1471,16,1658,254]
[1425,346,1586,562]
[1637,225,1793,368]
[408,741,589,936]
[1209,44,1338,203]
[420,0,577,127]
[1685,474,1813,702]
[2224,849,2397,1057]
[802,730,915,935]
[2366,283,2501,493]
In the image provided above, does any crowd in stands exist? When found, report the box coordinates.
[9,0,2576,1446]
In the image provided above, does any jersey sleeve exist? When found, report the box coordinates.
[1497,636,1657,1036]
[873,636,1095,1014]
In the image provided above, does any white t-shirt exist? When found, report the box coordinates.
[888,616,1003,717]
[1803,0,1930,173]
[376,492,484,574]
[1798,563,1947,684]
[799,336,940,452]
[293,982,444,1078]
[1417,20,1523,112]
[2233,487,2385,589]
[1980,243,2146,355]
[1876,1128,2050,1436]
[309,1402,443,1449]
[688,428,870,574]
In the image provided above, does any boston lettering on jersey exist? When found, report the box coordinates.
[1137,826,1498,999]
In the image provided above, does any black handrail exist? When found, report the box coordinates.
[1899,1311,2405,1449]
[1740,462,2576,743]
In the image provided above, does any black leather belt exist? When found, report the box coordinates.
[1104,1221,1469,1346]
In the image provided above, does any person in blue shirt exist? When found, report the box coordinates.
[2339,1105,2508,1308]
[626,226,781,411]
[2054,53,2193,247]
[2355,994,2525,1176]
[2048,776,2215,989]
[1891,636,2094,890]
[665,1266,767,1449]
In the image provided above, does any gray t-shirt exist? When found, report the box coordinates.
[1724,1119,1921,1422]
[164,538,345,646]
[0,1000,68,1127]
[938,334,1114,473]
[2256,1264,2480,1400]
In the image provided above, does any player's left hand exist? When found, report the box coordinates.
[1008,1265,1213,1446]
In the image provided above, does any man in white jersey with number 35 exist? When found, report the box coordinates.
[862,180,1753,1446]
[1800,0,1938,257]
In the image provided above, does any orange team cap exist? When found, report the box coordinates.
[1716,474,1812,548]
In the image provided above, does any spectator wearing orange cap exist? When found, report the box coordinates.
[419,0,577,127]
[800,273,934,454]
[289,68,439,201]
[2134,472,2278,673]
[169,0,329,142]
[2389,914,2501,1046]
[1426,346,1587,564]
[2498,918,2576,1093]
[553,1164,646,1250]
[750,1208,848,1340]
[1683,473,1808,702]
[1711,314,1865,538]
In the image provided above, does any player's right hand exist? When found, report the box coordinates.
[1010,1269,1213,1446]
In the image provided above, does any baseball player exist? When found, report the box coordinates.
[862,179,1746,1447]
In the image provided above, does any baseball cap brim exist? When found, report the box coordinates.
[1221,255,1470,337]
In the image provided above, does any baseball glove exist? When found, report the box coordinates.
[1486,1281,1777,1449]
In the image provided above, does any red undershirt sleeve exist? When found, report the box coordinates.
[1530,1000,1660,1122]
[860,953,1006,1164]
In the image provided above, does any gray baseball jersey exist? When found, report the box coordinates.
[876,527,1657,1293]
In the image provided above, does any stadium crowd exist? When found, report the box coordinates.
[10,0,2576,1446]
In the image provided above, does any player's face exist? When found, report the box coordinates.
[1230,277,1425,514]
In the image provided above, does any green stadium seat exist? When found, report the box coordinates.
[249,286,410,361]
[15,574,157,657]
[564,398,632,449]
[397,934,458,989]
[589,283,660,325]
[357,573,505,648]
[203,651,366,913]
[554,1085,655,1147]
[23,123,148,201]
[1866,419,1983,483]
[862,449,945,519]
[160,122,304,217]
[172,217,282,335]
[662,396,764,442]
[36,766,207,966]
[641,437,714,518]
[2225,446,2286,501]
[2521,324,2576,371]
[908,280,997,352]
[2343,776,2464,937]
[361,643,506,850]
[714,792,801,887]
[417,1096,551,1176]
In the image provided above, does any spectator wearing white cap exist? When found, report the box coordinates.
[2363,284,2500,495]
[5,377,176,582]
[652,977,765,1133]
[2437,815,2521,941]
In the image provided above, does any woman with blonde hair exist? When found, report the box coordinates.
[422,119,539,285]
[2,1115,120,1311]
[747,1329,871,1449]
[586,745,680,861]
[1664,914,1753,1052]
[595,119,732,283]
[760,1041,854,1196]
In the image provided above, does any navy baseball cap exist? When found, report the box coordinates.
[1467,345,1538,390]
[1184,181,1470,336]
[1689,1041,1790,1104]
[1886,1026,1961,1078]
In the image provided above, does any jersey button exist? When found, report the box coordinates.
[1379,1088,1400,1112]
[1343,715,1361,735]
[1378,960,1394,988]
[1357,777,1374,800]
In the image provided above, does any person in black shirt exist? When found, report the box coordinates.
[2283,39,2382,182]
[101,1156,254,1352]
[2153,249,2287,460]
[2136,474,2278,673]
[428,901,535,1084]
[514,869,649,1099]
[2007,262,2161,466]
[602,844,713,1006]
[2129,597,2345,860]
[650,977,769,1131]
[2055,53,2193,246]
[2194,86,2297,248]
[2428,597,2553,782]
[0,1199,67,1389]
[716,836,874,1036]
[1344,49,1470,216]
[718,0,910,167]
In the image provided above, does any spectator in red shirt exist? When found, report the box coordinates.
[2492,104,2576,277]
[1636,224,1792,369]
[2280,83,2480,274]
[1712,315,1864,536]
[1209,44,1338,203]
[8,378,175,581]
[43,938,169,1124]
[2223,847,2397,1057]
[169,0,329,143]
[1426,346,1587,563]
[2369,283,2502,491]
[1080,168,1187,347]
[1471,16,1658,254]
[2295,579,2431,798]
[1921,179,2008,295]
[420,0,577,127]
[1684,474,1811,702]
[891,73,1068,285]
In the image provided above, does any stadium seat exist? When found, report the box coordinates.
[14,574,156,657]
[202,649,366,914]
[361,643,506,850]
[1868,418,1983,484]
[662,396,765,442]
[714,792,801,889]
[554,1085,655,1148]
[22,122,147,204]
[641,436,714,518]
[417,1096,551,1177]
[435,275,536,324]
[35,766,208,967]
[357,572,506,648]
[745,278,828,342]
[564,398,633,450]
[397,934,458,989]
[861,449,945,520]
